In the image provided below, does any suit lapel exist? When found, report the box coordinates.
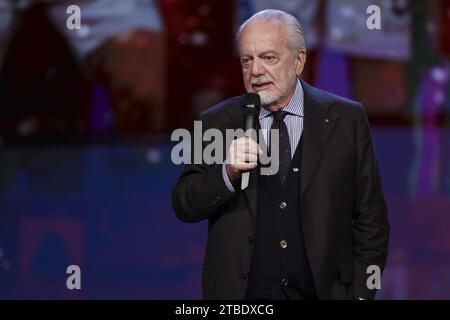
[300,80,339,195]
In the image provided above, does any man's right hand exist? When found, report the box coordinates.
[226,137,262,184]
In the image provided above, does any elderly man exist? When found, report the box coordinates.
[172,9,389,300]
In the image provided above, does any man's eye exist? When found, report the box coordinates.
[241,58,250,65]
[263,56,278,63]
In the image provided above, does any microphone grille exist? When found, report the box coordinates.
[243,93,261,107]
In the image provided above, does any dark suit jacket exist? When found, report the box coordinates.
[172,80,390,300]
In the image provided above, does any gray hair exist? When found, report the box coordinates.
[236,9,307,52]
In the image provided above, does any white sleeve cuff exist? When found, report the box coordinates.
[222,162,235,193]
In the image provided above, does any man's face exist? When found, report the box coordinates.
[239,21,305,111]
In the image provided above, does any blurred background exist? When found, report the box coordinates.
[0,0,449,299]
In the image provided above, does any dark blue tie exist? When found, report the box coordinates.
[271,111,291,186]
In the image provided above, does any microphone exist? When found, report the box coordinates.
[241,93,260,190]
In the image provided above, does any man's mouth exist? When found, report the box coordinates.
[252,82,273,91]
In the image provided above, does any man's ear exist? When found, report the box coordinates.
[295,50,307,76]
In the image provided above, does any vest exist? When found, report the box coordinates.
[246,138,317,300]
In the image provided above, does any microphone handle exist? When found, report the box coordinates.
[241,113,257,190]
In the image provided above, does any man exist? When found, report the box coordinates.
[172,9,389,300]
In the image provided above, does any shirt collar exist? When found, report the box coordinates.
[259,79,304,120]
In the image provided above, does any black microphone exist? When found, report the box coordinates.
[241,93,260,190]
[243,93,260,132]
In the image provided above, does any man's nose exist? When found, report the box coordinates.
[251,58,265,77]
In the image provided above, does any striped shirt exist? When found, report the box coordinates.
[258,79,304,159]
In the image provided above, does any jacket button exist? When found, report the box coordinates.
[280,240,288,249]
[241,272,248,280]
[248,236,254,244]
[281,277,289,286]
[279,202,287,209]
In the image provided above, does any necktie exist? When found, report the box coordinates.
[270,111,291,186]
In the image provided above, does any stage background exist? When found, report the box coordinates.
[0,0,449,299]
